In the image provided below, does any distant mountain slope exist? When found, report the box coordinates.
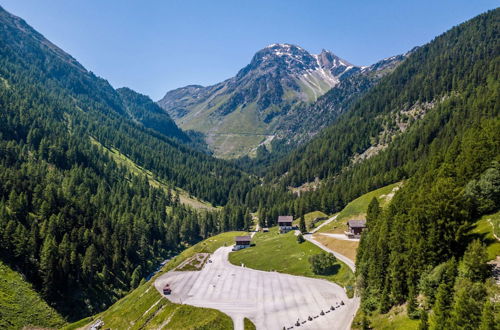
[117,87,189,141]
[275,53,409,144]
[158,44,366,157]
[158,44,406,158]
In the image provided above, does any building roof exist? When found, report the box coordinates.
[235,236,252,242]
[347,220,366,228]
[278,215,293,223]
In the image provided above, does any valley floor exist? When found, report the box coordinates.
[155,246,359,330]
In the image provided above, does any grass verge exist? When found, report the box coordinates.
[244,317,257,330]
[293,211,329,230]
[313,235,359,262]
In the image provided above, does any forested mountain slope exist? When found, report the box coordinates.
[266,8,498,190]
[116,87,189,142]
[248,9,499,328]
[0,5,255,320]
[259,8,498,328]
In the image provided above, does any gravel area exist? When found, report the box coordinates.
[155,246,359,330]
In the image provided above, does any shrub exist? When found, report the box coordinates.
[297,233,305,243]
[309,252,338,275]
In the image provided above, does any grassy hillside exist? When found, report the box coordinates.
[90,136,216,210]
[293,210,329,230]
[0,261,65,329]
[469,210,500,260]
[67,231,246,330]
[228,227,355,292]
[352,305,419,330]
[317,182,401,234]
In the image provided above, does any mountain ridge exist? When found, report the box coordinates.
[158,43,404,158]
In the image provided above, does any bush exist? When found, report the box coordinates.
[309,252,338,275]
[297,233,305,243]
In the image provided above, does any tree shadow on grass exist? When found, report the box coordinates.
[316,264,341,276]
[463,222,497,248]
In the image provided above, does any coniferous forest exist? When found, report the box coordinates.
[0,4,498,328]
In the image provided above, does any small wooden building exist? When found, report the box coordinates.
[234,235,252,250]
[278,215,293,233]
[345,220,366,238]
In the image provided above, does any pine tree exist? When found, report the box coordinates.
[130,265,142,288]
[82,244,98,279]
[299,215,307,234]
[479,300,496,330]
[366,197,381,223]
[407,284,418,319]
[379,277,391,314]
[458,239,489,282]
[418,309,429,330]
[450,279,487,329]
[429,282,453,330]
[39,235,58,297]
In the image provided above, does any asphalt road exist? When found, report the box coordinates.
[155,246,359,330]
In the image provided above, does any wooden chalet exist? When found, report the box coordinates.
[278,215,293,233]
[345,219,366,238]
[234,235,252,250]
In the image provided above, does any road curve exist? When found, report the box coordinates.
[304,234,356,272]
[155,246,359,330]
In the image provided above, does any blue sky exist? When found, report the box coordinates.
[1,1,497,100]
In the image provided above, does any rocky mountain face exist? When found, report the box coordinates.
[158,44,366,158]
[276,52,411,145]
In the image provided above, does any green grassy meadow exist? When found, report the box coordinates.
[293,210,329,230]
[469,210,500,260]
[318,182,402,233]
[228,227,355,289]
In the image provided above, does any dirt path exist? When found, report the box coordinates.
[317,233,360,242]
[155,246,359,330]
[310,214,338,234]
[304,234,356,273]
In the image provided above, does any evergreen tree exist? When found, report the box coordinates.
[418,310,429,330]
[429,282,453,330]
[299,215,307,234]
[479,300,496,330]
[130,265,142,288]
[450,279,487,329]
[407,284,418,319]
[458,240,490,282]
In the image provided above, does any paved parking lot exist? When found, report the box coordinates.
[155,246,359,330]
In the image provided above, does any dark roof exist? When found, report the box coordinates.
[347,220,366,228]
[278,215,293,223]
[235,236,251,242]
